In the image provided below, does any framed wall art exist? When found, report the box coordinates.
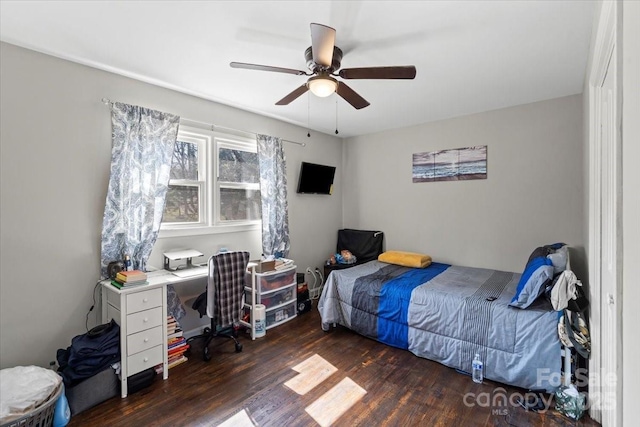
[412,145,487,182]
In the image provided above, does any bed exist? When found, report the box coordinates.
[318,259,562,392]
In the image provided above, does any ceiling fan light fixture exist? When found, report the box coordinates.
[307,75,338,98]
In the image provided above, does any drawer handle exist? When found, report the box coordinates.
[143,298,149,303]
[144,338,149,342]
[143,357,149,362]
[143,318,148,323]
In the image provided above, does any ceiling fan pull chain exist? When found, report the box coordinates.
[307,92,311,138]
[335,95,339,135]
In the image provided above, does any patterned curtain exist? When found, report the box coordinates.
[100,102,185,319]
[257,134,290,258]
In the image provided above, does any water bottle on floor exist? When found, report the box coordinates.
[472,353,483,384]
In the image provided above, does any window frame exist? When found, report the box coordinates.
[161,131,208,229]
[159,125,261,239]
[214,137,262,226]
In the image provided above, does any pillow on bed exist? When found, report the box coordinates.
[378,251,432,268]
[510,256,554,309]
[526,243,563,264]
[547,245,569,275]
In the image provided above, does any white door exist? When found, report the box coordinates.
[597,45,621,426]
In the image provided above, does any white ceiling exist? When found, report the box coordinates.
[0,1,596,138]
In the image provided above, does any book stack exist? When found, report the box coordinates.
[166,315,188,370]
[111,270,148,289]
[167,315,183,339]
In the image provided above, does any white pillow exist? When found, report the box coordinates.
[547,245,569,275]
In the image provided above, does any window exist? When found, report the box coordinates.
[216,141,261,223]
[163,132,206,226]
[161,126,261,236]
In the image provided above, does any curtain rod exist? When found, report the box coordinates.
[101,98,306,147]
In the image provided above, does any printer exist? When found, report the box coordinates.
[163,249,204,272]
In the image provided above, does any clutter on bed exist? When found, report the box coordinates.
[553,267,591,359]
[378,250,432,268]
[510,243,571,309]
[329,250,356,265]
[513,243,592,358]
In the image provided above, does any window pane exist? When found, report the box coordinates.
[163,185,200,223]
[219,188,261,221]
[170,140,198,180]
[219,148,259,183]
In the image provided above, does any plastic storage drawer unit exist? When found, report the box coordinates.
[245,284,296,310]
[241,263,298,339]
[266,301,297,329]
[258,269,296,292]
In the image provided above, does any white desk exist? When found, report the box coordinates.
[101,269,207,398]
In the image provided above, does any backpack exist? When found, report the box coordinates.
[547,265,591,359]
[558,308,591,359]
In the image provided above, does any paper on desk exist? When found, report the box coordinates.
[172,266,208,278]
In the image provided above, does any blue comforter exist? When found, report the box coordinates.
[318,261,561,392]
[350,262,450,349]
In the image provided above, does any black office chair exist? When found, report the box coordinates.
[188,251,249,361]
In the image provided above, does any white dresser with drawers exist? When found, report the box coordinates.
[101,279,168,398]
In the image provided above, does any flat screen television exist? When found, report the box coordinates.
[296,162,336,195]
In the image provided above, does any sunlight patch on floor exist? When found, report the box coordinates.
[284,353,338,395]
[217,408,256,427]
[305,377,367,427]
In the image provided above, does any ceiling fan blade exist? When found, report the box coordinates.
[336,82,370,110]
[310,23,336,68]
[339,66,417,80]
[275,85,309,105]
[230,62,307,76]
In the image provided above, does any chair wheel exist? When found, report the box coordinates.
[235,343,243,353]
[203,347,212,361]
[203,327,211,334]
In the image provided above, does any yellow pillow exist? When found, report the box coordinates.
[378,251,432,268]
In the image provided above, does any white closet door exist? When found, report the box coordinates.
[598,46,621,427]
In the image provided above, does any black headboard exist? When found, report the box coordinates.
[336,229,384,264]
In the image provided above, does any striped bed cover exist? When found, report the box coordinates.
[318,260,561,391]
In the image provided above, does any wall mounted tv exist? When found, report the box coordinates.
[296,162,336,195]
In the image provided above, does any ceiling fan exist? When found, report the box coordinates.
[230,23,417,110]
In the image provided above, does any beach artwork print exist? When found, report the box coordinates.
[412,145,487,182]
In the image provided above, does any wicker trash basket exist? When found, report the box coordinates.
[0,382,62,427]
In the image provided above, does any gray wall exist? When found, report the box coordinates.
[343,95,584,273]
[0,42,342,369]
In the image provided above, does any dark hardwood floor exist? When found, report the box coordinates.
[69,302,599,427]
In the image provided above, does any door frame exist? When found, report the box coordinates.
[587,1,622,425]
